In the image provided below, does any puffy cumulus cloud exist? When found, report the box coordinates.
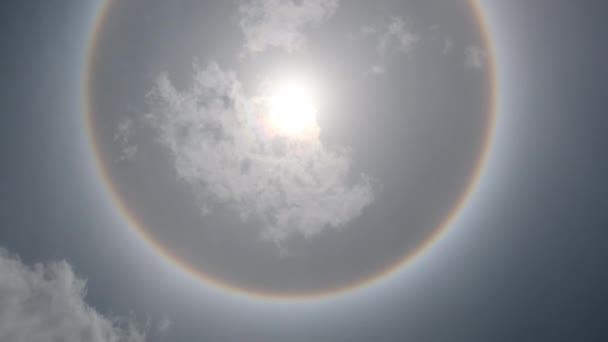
[0,248,146,342]
[239,0,340,54]
[145,62,375,244]
[465,45,487,69]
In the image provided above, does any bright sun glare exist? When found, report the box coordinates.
[267,84,318,138]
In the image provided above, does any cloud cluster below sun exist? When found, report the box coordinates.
[145,62,375,244]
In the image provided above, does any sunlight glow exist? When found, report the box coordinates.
[267,84,318,138]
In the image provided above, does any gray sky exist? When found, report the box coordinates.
[1,1,607,341]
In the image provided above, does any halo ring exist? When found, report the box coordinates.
[83,0,497,301]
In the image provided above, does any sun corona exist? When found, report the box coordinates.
[266,83,319,139]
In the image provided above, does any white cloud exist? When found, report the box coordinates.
[114,117,138,161]
[465,45,487,69]
[145,61,375,244]
[238,0,340,55]
[357,16,420,75]
[0,248,146,342]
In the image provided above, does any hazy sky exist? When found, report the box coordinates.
[1,1,607,341]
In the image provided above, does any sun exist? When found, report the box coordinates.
[267,83,319,138]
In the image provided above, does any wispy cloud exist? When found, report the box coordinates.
[429,25,453,55]
[369,65,386,75]
[374,17,419,56]
[145,61,375,244]
[114,117,138,162]
[0,248,146,342]
[465,45,487,69]
[356,16,420,75]
[442,36,453,55]
[156,317,172,335]
[239,0,340,55]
